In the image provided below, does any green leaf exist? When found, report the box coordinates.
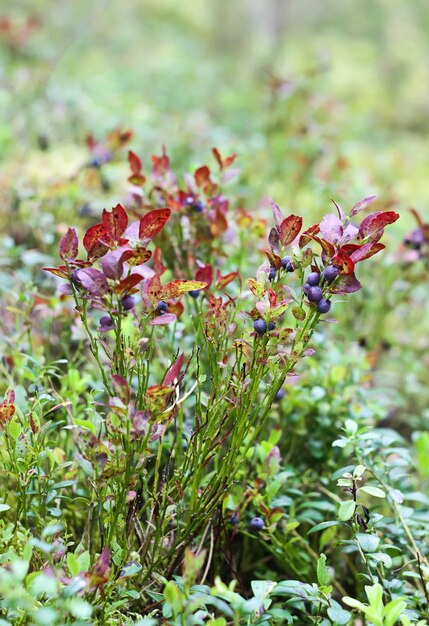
[383,598,407,626]
[338,500,356,521]
[0,504,11,513]
[74,418,96,435]
[353,465,366,478]
[365,583,383,614]
[317,554,331,587]
[308,521,341,535]
[356,533,380,553]
[327,602,352,625]
[359,486,385,498]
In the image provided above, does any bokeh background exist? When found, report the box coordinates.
[1,0,429,433]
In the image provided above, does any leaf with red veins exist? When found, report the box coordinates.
[349,242,385,263]
[101,250,124,280]
[161,280,207,299]
[319,214,343,244]
[332,249,355,275]
[216,270,239,291]
[59,228,79,261]
[313,236,335,258]
[271,200,285,231]
[350,195,377,217]
[150,313,177,325]
[265,251,282,270]
[138,208,171,243]
[114,274,144,295]
[164,353,185,386]
[331,273,362,294]
[43,266,70,279]
[101,204,128,243]
[77,268,109,296]
[120,247,152,267]
[357,211,400,243]
[142,274,162,307]
[83,223,109,259]
[299,223,320,248]
[268,227,280,254]
[279,215,303,247]
[196,263,213,289]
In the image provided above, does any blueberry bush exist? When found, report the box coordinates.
[1,2,429,625]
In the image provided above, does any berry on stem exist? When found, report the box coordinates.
[317,298,332,314]
[307,286,323,302]
[121,295,135,311]
[323,265,339,284]
[249,517,264,531]
[268,321,276,331]
[306,271,320,286]
[253,319,267,334]
[157,301,168,315]
[99,315,113,330]
[189,290,200,298]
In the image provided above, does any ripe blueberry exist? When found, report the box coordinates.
[306,271,320,286]
[121,295,135,311]
[275,388,286,400]
[253,319,267,334]
[281,256,290,270]
[268,266,276,282]
[189,290,200,298]
[229,514,239,525]
[157,301,168,315]
[317,298,331,314]
[307,286,323,302]
[323,265,339,284]
[303,282,311,295]
[192,200,204,213]
[99,315,113,328]
[268,321,276,331]
[249,517,264,531]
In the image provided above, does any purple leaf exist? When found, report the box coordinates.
[271,200,285,230]
[77,268,109,296]
[350,195,377,217]
[149,313,177,325]
[319,214,343,244]
[331,273,362,294]
[59,228,78,260]
[268,227,280,254]
[101,250,124,280]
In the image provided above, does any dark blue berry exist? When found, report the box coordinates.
[189,290,200,298]
[253,319,267,334]
[249,517,264,531]
[307,286,323,302]
[229,514,239,525]
[281,256,290,270]
[99,315,113,328]
[121,295,135,311]
[306,271,320,286]
[275,388,286,400]
[268,267,276,282]
[268,321,276,331]
[323,265,339,284]
[286,261,294,272]
[157,301,168,315]
[317,298,332,314]
[303,282,311,295]
[192,200,204,213]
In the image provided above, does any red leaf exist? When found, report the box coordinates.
[164,353,184,386]
[195,263,213,289]
[153,247,167,276]
[120,247,152,267]
[161,280,207,299]
[142,275,162,307]
[358,211,400,242]
[332,273,362,294]
[93,547,110,577]
[350,195,377,217]
[313,236,335,257]
[279,215,303,247]
[264,251,282,270]
[101,204,128,243]
[128,150,142,175]
[83,224,109,259]
[114,273,144,294]
[151,146,170,175]
[194,165,211,188]
[216,270,238,291]
[332,249,355,275]
[59,228,78,261]
[349,242,385,264]
[43,266,70,279]
[212,147,237,171]
[299,223,320,248]
[77,268,109,296]
[268,288,277,308]
[139,208,171,242]
[111,375,130,404]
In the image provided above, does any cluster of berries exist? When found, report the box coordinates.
[183,196,204,213]
[303,265,339,314]
[268,255,294,282]
[253,319,276,335]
